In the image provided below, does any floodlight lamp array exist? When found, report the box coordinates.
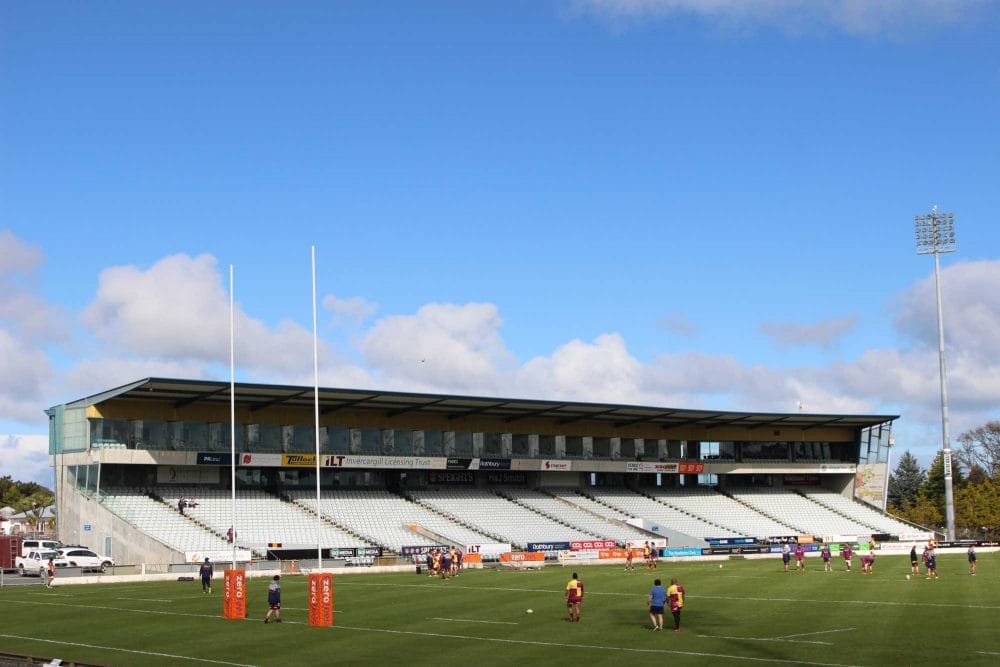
[914,211,956,254]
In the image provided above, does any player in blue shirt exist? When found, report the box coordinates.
[648,578,667,630]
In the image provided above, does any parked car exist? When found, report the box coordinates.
[20,539,61,555]
[16,549,67,576]
[57,547,115,573]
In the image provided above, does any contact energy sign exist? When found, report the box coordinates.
[308,572,334,627]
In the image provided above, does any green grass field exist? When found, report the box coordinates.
[1,552,997,666]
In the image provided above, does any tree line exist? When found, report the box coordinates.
[1,476,55,530]
[888,420,1000,538]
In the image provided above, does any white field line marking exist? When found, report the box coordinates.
[0,598,862,667]
[777,628,855,640]
[329,624,863,667]
[430,617,519,625]
[116,597,174,602]
[695,594,1000,611]
[336,581,1000,610]
[696,634,832,646]
[0,633,258,667]
[976,651,1000,656]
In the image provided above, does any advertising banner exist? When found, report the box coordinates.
[782,474,821,486]
[465,543,512,559]
[428,470,475,485]
[542,460,571,471]
[196,453,232,466]
[678,462,705,474]
[223,569,246,619]
[308,573,334,627]
[625,461,679,474]
[401,545,449,557]
[186,550,252,563]
[570,539,616,551]
[707,537,757,547]
[527,542,571,552]
[446,458,473,470]
[854,463,888,510]
[239,453,281,467]
[499,552,545,563]
[662,548,702,557]
[599,549,630,559]
[477,458,512,470]
[282,454,318,467]
[625,538,667,549]
[486,471,526,485]
[558,549,600,561]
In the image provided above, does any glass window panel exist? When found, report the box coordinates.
[423,431,444,456]
[482,432,502,456]
[454,432,473,457]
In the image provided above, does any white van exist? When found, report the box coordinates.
[20,539,61,556]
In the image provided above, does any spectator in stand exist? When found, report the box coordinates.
[178,496,186,515]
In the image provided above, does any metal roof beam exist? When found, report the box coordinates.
[248,390,311,413]
[504,405,566,424]
[173,387,229,409]
[447,402,511,421]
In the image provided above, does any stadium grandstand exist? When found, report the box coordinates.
[44,377,930,567]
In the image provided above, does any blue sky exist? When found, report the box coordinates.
[2,1,999,485]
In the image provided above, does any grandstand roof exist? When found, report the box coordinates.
[58,377,898,431]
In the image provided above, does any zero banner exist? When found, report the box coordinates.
[308,572,334,627]
[223,569,246,619]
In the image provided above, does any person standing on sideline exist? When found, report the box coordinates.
[648,578,667,631]
[968,545,977,575]
[821,544,832,572]
[910,545,920,576]
[41,557,54,588]
[264,575,282,623]
[782,543,791,572]
[841,543,853,571]
[199,557,214,594]
[667,577,685,632]
[565,572,583,622]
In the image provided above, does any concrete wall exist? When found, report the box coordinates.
[57,484,183,566]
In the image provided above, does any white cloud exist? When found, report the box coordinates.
[759,315,857,349]
[516,333,650,403]
[79,253,357,381]
[574,0,986,36]
[323,294,378,325]
[0,435,52,487]
[360,302,516,395]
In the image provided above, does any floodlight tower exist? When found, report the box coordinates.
[914,206,957,541]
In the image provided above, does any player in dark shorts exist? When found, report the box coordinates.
[925,549,938,579]
[782,544,791,572]
[667,577,685,632]
[794,544,805,572]
[440,550,452,579]
[910,545,920,575]
[199,557,213,594]
[264,575,282,623]
[648,578,667,630]
[860,554,874,574]
[968,545,977,575]
[565,573,583,622]
[821,544,832,572]
[841,543,853,571]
